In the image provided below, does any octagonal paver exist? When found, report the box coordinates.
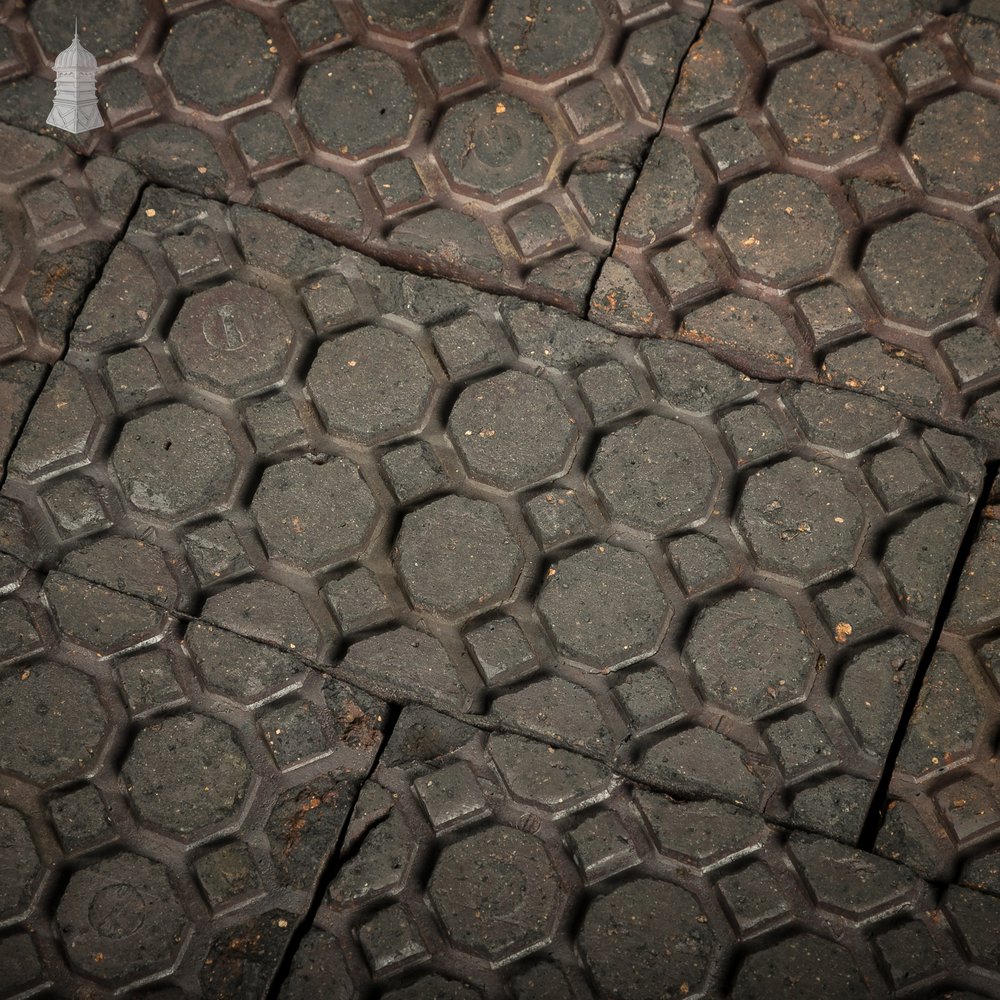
[427,825,562,961]
[736,457,866,583]
[111,403,238,519]
[307,327,433,443]
[0,662,105,784]
[861,214,987,329]
[162,7,275,114]
[733,931,867,1000]
[448,370,576,489]
[590,414,717,533]
[537,544,667,670]
[251,456,377,570]
[55,853,186,983]
[906,92,1000,204]
[395,496,523,617]
[0,807,41,921]
[767,51,885,161]
[168,282,294,397]
[488,0,603,79]
[580,878,713,1000]
[435,93,556,198]
[298,48,415,156]
[685,589,818,719]
[717,174,840,286]
[123,713,251,835]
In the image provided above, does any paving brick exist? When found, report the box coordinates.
[0,189,985,851]
[0,0,706,312]
[591,1,1000,457]
[280,706,1000,998]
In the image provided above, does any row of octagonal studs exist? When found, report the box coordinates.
[153,3,1000,214]
[114,304,881,578]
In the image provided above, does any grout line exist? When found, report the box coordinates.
[857,458,1000,853]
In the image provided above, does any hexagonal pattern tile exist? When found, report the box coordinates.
[281,706,1000,998]
[685,588,818,719]
[55,852,187,983]
[590,414,717,533]
[735,457,867,583]
[0,0,706,311]
[537,543,668,671]
[395,496,523,617]
[251,456,377,570]
[768,51,887,162]
[427,826,563,960]
[435,93,556,199]
[162,7,275,114]
[123,713,252,835]
[862,214,987,329]
[448,370,577,489]
[591,0,1000,445]
[307,327,434,443]
[111,403,239,519]
[718,174,841,286]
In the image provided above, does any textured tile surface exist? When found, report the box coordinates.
[281,703,1000,999]
[0,188,985,851]
[875,476,1000,890]
[0,547,387,996]
[590,0,1000,453]
[0,0,706,311]
[0,119,142,476]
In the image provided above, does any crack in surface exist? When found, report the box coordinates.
[858,459,1000,852]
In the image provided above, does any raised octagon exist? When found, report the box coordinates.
[590,414,717,534]
[251,455,377,570]
[735,457,866,583]
[0,661,105,785]
[861,214,987,330]
[537,543,668,670]
[435,93,556,198]
[448,370,577,490]
[168,282,294,398]
[123,713,251,836]
[111,403,238,519]
[307,326,434,443]
[684,588,818,720]
[395,495,524,617]
[427,825,563,961]
[55,852,187,983]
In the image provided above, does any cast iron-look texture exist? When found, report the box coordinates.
[0,118,142,476]
[0,0,706,312]
[589,0,1000,455]
[280,703,1000,999]
[0,540,388,996]
[0,187,986,851]
[874,475,1000,892]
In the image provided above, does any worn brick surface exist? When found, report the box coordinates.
[0,120,141,477]
[0,0,706,312]
[0,545,387,996]
[590,0,1000,455]
[280,704,1000,998]
[0,189,984,853]
[874,477,1000,893]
